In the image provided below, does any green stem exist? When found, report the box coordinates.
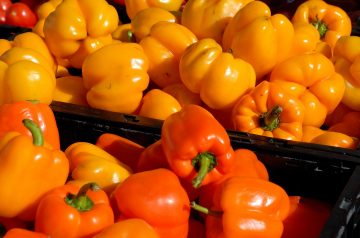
[65,183,100,212]
[259,105,282,131]
[127,30,136,42]
[191,152,217,189]
[312,18,328,38]
[22,119,44,146]
[190,201,222,217]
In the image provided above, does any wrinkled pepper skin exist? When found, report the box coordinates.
[124,0,183,20]
[270,52,345,127]
[35,183,114,238]
[82,42,149,113]
[291,0,352,51]
[181,0,253,43]
[112,168,191,238]
[179,38,256,109]
[232,80,305,141]
[0,119,69,221]
[0,100,60,149]
[332,36,360,111]
[43,0,119,68]
[161,104,235,188]
[222,1,294,80]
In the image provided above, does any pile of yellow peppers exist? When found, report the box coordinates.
[0,0,359,149]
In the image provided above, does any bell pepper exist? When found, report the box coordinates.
[33,0,63,38]
[0,119,69,220]
[35,183,114,238]
[191,176,290,238]
[161,104,235,188]
[188,218,205,238]
[0,217,29,235]
[0,39,12,56]
[162,83,202,106]
[324,102,352,127]
[3,228,48,238]
[138,88,182,120]
[222,0,294,80]
[289,23,321,58]
[53,75,88,106]
[181,0,253,43]
[82,42,149,113]
[232,80,305,141]
[179,38,256,109]
[0,100,60,149]
[136,139,169,172]
[124,0,183,20]
[291,0,352,51]
[93,218,160,238]
[64,141,132,194]
[95,132,145,172]
[301,125,325,143]
[328,111,360,139]
[43,0,119,68]
[310,131,359,149]
[270,52,345,127]
[139,21,197,88]
[112,168,190,238]
[332,36,360,111]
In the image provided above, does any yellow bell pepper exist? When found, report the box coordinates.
[333,36,360,111]
[112,23,134,42]
[162,83,202,106]
[0,39,12,56]
[33,0,63,38]
[65,142,132,194]
[139,21,198,88]
[222,1,294,80]
[125,0,183,20]
[43,0,119,69]
[82,42,149,113]
[53,75,88,106]
[180,38,256,109]
[181,0,253,43]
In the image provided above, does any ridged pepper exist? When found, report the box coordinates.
[291,0,352,51]
[332,36,360,110]
[43,0,119,68]
[289,23,321,58]
[222,0,294,80]
[232,80,305,141]
[124,0,183,20]
[82,42,149,113]
[191,176,290,238]
[181,0,253,43]
[64,141,132,194]
[0,100,60,149]
[161,104,235,188]
[112,168,190,238]
[270,52,345,127]
[0,119,69,220]
[33,0,63,38]
[35,183,114,238]
[139,21,197,88]
[179,38,256,109]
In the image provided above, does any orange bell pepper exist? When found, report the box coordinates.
[179,38,256,109]
[161,104,235,188]
[310,131,359,149]
[124,0,183,20]
[112,168,191,238]
[289,23,321,58]
[222,0,294,80]
[136,139,169,172]
[139,21,197,88]
[53,75,88,106]
[35,183,114,238]
[324,102,352,128]
[270,52,345,127]
[181,0,253,43]
[232,80,305,141]
[3,228,48,238]
[82,42,149,113]
[301,125,325,143]
[328,111,360,139]
[291,0,352,51]
[162,83,202,106]
[0,119,69,221]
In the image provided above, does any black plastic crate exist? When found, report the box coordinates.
[50,101,360,237]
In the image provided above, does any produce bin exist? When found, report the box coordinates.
[50,101,360,238]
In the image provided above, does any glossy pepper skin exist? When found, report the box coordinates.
[161,104,235,188]
[222,0,294,80]
[181,0,253,43]
[35,183,114,238]
[0,100,60,149]
[112,168,191,238]
[3,228,48,238]
[270,52,345,127]
[310,131,359,149]
[192,176,290,238]
[0,119,69,221]
[124,0,183,20]
[82,42,149,113]
[232,80,305,141]
[43,0,119,68]
[332,36,360,111]
[291,0,352,51]
[179,38,256,109]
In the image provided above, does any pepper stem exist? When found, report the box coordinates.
[259,105,282,131]
[190,201,222,217]
[22,119,44,146]
[65,182,100,212]
[191,152,217,189]
[127,30,136,42]
[312,18,328,38]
